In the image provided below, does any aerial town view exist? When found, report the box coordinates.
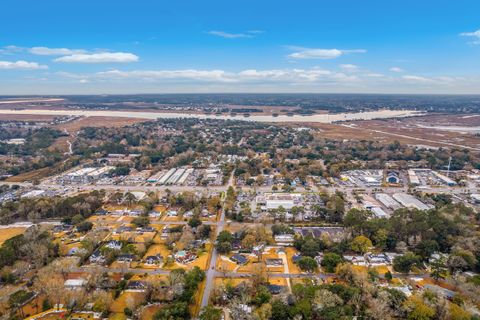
[1,1,480,320]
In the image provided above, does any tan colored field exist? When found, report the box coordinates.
[214,277,252,288]
[0,114,57,121]
[5,166,53,182]
[161,215,184,223]
[307,114,480,150]
[285,247,303,274]
[110,291,147,314]
[140,304,162,320]
[217,256,238,272]
[110,231,156,244]
[268,277,288,287]
[238,259,261,273]
[0,227,27,245]
[144,244,171,258]
[53,116,147,132]
[59,242,82,256]
[190,280,206,316]
[88,215,120,225]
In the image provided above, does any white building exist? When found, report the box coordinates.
[274,234,295,246]
[258,193,302,211]
[375,193,402,210]
[392,193,432,211]
[432,171,457,186]
[407,170,420,185]
[64,279,86,290]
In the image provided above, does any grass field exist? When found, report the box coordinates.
[140,304,162,320]
[285,247,303,274]
[110,291,147,314]
[0,227,27,245]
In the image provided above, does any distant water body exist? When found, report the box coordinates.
[0,109,423,123]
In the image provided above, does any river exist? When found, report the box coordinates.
[0,108,422,123]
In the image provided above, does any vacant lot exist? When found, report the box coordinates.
[307,114,480,150]
[110,291,147,314]
[0,227,27,245]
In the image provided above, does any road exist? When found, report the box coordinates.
[0,180,475,196]
[200,172,233,308]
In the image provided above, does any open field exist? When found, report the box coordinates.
[307,113,480,150]
[52,116,147,132]
[5,166,54,182]
[0,114,58,121]
[0,227,27,245]
[110,291,147,314]
[140,304,162,320]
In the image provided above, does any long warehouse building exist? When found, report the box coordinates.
[392,193,432,211]
[375,193,402,210]
[177,168,194,185]
[158,168,176,185]
[166,168,186,184]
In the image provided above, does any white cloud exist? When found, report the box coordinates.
[87,67,357,84]
[29,47,86,56]
[54,52,139,63]
[390,67,404,73]
[207,30,259,39]
[340,64,360,72]
[460,29,480,44]
[96,69,233,82]
[288,47,366,59]
[365,73,384,78]
[0,45,24,55]
[0,60,48,70]
[238,68,332,82]
[402,75,431,82]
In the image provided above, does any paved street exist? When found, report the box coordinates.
[200,172,233,308]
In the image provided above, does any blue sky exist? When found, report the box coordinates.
[1,0,480,94]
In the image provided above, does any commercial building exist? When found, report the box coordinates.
[158,168,176,185]
[177,168,194,185]
[392,193,432,211]
[58,166,114,184]
[166,168,186,184]
[257,193,302,211]
[407,170,420,185]
[375,193,402,210]
[147,171,165,183]
[386,171,400,184]
[274,234,295,246]
[432,171,457,186]
[340,170,383,187]
[370,206,389,218]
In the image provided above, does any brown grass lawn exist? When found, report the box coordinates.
[0,227,27,245]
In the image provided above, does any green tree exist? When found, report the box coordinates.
[199,305,222,320]
[188,216,202,228]
[270,299,290,320]
[132,216,150,228]
[350,235,373,254]
[393,252,421,273]
[216,242,232,254]
[297,256,318,273]
[253,285,272,306]
[321,253,343,273]
[301,238,320,257]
